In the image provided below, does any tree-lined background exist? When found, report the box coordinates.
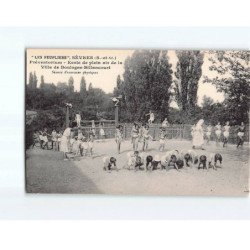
[26,50,250,132]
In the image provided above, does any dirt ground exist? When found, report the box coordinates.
[25,139,249,196]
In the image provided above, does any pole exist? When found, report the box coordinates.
[115,106,119,126]
[66,106,69,128]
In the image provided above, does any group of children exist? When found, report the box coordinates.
[200,121,246,148]
[32,119,246,166]
[103,149,223,173]
[32,129,62,150]
[115,122,166,155]
[32,127,96,158]
[65,130,95,158]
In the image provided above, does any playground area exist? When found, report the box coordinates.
[26,139,249,196]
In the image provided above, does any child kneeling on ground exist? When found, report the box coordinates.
[103,156,117,172]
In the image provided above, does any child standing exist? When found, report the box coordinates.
[237,122,245,148]
[223,121,230,147]
[42,128,49,150]
[75,113,81,127]
[65,136,80,159]
[159,127,167,152]
[115,125,123,154]
[77,128,84,140]
[131,123,139,151]
[162,118,169,129]
[71,137,80,156]
[99,123,105,142]
[32,131,40,148]
[51,129,58,150]
[146,110,155,125]
[79,136,88,156]
[88,132,95,156]
[142,124,152,151]
[206,124,212,144]
[57,131,62,151]
[215,122,222,146]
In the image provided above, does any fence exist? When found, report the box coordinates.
[80,123,249,144]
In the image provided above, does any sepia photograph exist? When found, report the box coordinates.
[25,49,249,196]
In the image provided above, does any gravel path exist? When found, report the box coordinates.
[26,140,249,196]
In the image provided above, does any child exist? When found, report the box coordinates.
[134,151,143,171]
[103,156,117,172]
[42,128,49,150]
[72,137,81,156]
[162,118,169,129]
[51,129,58,150]
[223,121,230,147]
[159,127,167,152]
[115,125,123,154]
[57,131,62,151]
[146,110,155,125]
[206,124,212,144]
[161,150,180,171]
[208,153,222,170]
[88,132,95,156]
[32,131,40,148]
[75,113,81,127]
[79,137,88,156]
[126,151,136,170]
[131,123,139,151]
[145,155,154,171]
[184,150,198,167]
[152,154,161,170]
[99,124,105,142]
[77,128,84,140]
[198,155,207,170]
[69,129,75,152]
[215,122,222,146]
[66,137,80,159]
[125,151,143,171]
[142,124,152,151]
[237,122,245,148]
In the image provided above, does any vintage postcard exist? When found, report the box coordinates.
[25,49,249,196]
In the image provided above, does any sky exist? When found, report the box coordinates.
[2,26,249,116]
[26,49,224,107]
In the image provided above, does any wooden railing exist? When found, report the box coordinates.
[79,124,249,143]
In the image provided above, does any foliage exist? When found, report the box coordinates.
[80,76,87,100]
[204,51,250,124]
[68,76,74,93]
[201,95,214,108]
[26,50,249,138]
[116,50,173,122]
[174,51,204,111]
[28,71,38,89]
[26,74,115,134]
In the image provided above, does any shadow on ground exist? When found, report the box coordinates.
[26,149,102,194]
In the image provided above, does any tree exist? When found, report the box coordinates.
[28,72,34,89]
[80,76,87,99]
[120,50,173,121]
[33,71,38,89]
[40,75,45,89]
[113,75,123,96]
[56,82,69,94]
[88,82,93,91]
[68,76,74,93]
[204,51,250,124]
[174,51,204,111]
[201,95,214,108]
